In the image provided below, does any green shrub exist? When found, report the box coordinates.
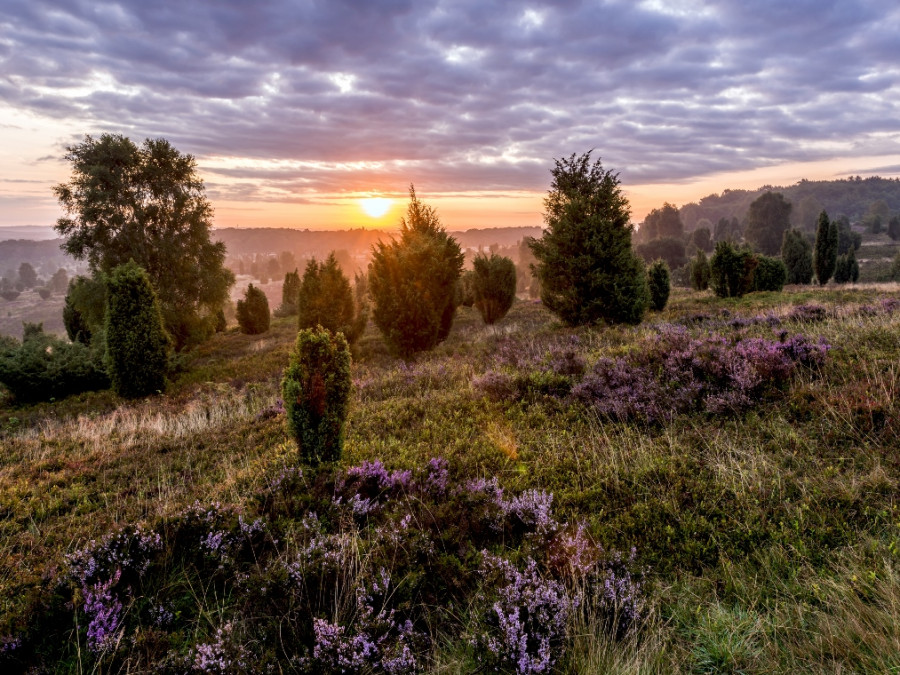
[710,241,757,298]
[105,261,171,398]
[456,270,476,308]
[297,254,365,343]
[691,249,711,291]
[752,255,787,292]
[813,211,838,285]
[781,229,814,285]
[237,284,270,335]
[274,269,301,317]
[368,187,464,357]
[63,275,107,345]
[0,324,108,403]
[647,260,671,311]
[530,151,648,325]
[282,326,352,465]
[472,253,517,324]
[834,248,859,284]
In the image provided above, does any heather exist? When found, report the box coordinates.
[1,285,900,672]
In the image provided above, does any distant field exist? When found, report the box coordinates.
[0,289,66,339]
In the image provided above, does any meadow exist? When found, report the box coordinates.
[1,284,899,673]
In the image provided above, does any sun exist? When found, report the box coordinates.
[359,197,392,218]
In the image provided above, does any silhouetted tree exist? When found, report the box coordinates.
[813,211,838,285]
[298,253,365,343]
[647,260,670,311]
[744,192,792,255]
[781,229,814,285]
[237,284,270,334]
[529,151,648,325]
[472,253,517,324]
[690,249,711,291]
[17,263,37,289]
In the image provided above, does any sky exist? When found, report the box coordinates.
[1,0,899,232]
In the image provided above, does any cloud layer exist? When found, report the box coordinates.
[2,0,899,203]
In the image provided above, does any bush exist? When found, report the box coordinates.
[709,241,757,298]
[456,270,476,308]
[297,254,365,343]
[282,326,352,465]
[691,249,711,291]
[274,269,300,317]
[530,151,648,325]
[752,256,787,292]
[368,187,464,357]
[37,288,52,300]
[0,324,108,402]
[834,248,859,284]
[63,275,107,345]
[105,261,171,398]
[781,229,814,285]
[0,291,20,301]
[647,260,671,311]
[472,253,517,324]
[236,284,270,335]
[813,211,838,285]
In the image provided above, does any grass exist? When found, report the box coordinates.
[1,285,899,672]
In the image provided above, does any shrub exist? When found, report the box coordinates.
[472,253,517,324]
[105,261,170,398]
[530,152,648,326]
[37,288,52,300]
[691,249,711,291]
[63,275,107,345]
[813,211,838,285]
[0,324,108,402]
[282,326,352,465]
[456,270,476,308]
[781,228,814,285]
[752,255,787,292]
[297,254,365,343]
[710,241,757,298]
[0,291,20,301]
[274,268,300,317]
[647,260,670,311]
[833,247,859,284]
[368,187,464,357]
[236,284,270,335]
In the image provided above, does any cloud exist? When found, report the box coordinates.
[1,0,899,202]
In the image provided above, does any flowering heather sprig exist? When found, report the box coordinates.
[474,553,570,675]
[344,459,412,493]
[267,465,303,492]
[501,489,558,536]
[83,569,123,653]
[472,370,517,401]
[191,622,249,673]
[786,303,829,323]
[67,525,162,587]
[0,636,20,654]
[423,457,449,496]
[881,297,900,313]
[577,548,645,640]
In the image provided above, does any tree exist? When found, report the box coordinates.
[529,151,648,326]
[49,268,69,294]
[368,187,464,357]
[834,216,860,255]
[275,268,301,317]
[17,263,37,289]
[752,256,787,292]
[54,133,234,349]
[713,216,742,243]
[297,254,365,343]
[834,247,859,284]
[888,215,900,241]
[282,326,351,466]
[647,260,671,311]
[690,249,711,291]
[781,229,814,285]
[635,236,687,270]
[641,203,684,241]
[710,241,758,298]
[472,253,517,324]
[105,261,170,398]
[689,227,713,253]
[813,211,838,285]
[236,284,270,334]
[744,192,792,255]
[63,275,107,345]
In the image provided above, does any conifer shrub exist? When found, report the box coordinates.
[647,260,670,311]
[472,253,517,324]
[105,261,170,398]
[368,187,464,357]
[274,268,301,317]
[0,324,108,402]
[833,248,859,284]
[282,326,351,466]
[709,241,757,298]
[236,284,270,335]
[781,228,814,285]
[63,275,107,345]
[456,270,476,308]
[813,211,838,285]
[752,255,787,292]
[690,249,711,291]
[297,254,365,343]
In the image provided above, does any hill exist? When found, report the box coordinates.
[677,176,900,231]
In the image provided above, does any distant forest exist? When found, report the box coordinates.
[675,176,900,232]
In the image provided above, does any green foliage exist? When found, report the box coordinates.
[689,227,713,253]
[236,284,271,335]
[282,326,351,465]
[63,275,107,345]
[635,236,687,270]
[834,247,860,284]
[813,211,838,285]
[456,270,476,308]
[647,260,671,311]
[834,215,861,255]
[368,187,464,357]
[54,133,234,350]
[690,250,711,291]
[530,151,648,326]
[472,253,517,324]
[744,191,793,255]
[640,202,684,241]
[713,216,742,243]
[297,253,365,343]
[752,255,787,292]
[709,241,758,298]
[0,323,107,403]
[105,261,170,398]
[781,229,814,285]
[275,269,301,317]
[17,262,38,288]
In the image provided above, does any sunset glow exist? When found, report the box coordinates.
[359,197,392,219]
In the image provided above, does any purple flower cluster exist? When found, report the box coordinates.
[577,548,644,640]
[572,330,831,422]
[502,489,558,536]
[475,553,570,675]
[423,457,449,496]
[192,622,249,673]
[786,303,830,323]
[83,569,123,653]
[67,525,162,587]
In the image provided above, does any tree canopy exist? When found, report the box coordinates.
[54,134,234,349]
[743,191,792,255]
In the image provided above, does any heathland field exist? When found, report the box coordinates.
[1,285,899,673]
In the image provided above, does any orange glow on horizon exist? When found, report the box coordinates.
[359,197,392,218]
